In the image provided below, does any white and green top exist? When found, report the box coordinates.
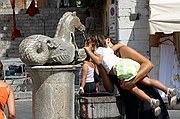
[95,47,140,81]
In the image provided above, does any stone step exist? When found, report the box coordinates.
[14,91,32,100]
[5,78,32,92]
[5,79,24,85]
[5,78,32,85]
[5,78,33,99]
[11,84,32,92]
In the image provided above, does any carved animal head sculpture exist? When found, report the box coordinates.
[55,11,85,40]
[19,11,86,65]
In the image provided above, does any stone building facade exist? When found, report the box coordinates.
[116,0,149,57]
[0,0,149,60]
[0,0,103,60]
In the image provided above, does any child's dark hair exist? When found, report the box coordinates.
[85,35,117,48]
[89,35,107,47]
[85,36,97,49]
[85,52,91,61]
[104,35,118,45]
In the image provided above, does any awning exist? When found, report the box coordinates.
[149,0,180,34]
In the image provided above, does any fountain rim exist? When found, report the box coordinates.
[25,64,82,71]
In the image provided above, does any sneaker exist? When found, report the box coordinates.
[150,99,161,117]
[153,106,161,117]
[167,88,177,107]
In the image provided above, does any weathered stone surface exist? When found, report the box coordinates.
[18,11,85,65]
[76,94,125,119]
[26,64,81,119]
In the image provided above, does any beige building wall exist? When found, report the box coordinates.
[116,0,149,57]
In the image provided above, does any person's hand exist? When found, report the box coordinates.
[84,46,92,52]
[120,80,136,90]
[79,87,84,94]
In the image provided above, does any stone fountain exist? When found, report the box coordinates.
[19,11,86,119]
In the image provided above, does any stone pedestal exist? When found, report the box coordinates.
[26,65,81,119]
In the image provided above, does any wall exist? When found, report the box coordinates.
[0,0,149,59]
[0,8,80,59]
[117,0,149,57]
[0,6,104,60]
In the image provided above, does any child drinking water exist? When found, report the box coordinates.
[83,35,177,117]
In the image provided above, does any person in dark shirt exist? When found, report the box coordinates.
[84,35,170,119]
[84,10,96,36]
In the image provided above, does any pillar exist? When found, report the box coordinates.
[26,64,81,119]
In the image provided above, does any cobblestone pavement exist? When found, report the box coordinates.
[4,99,180,119]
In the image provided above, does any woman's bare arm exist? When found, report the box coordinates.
[80,63,88,88]
[111,43,124,52]
[119,46,154,90]
[7,85,16,119]
[94,64,99,75]
[79,63,88,94]
[84,46,114,93]
[99,64,114,93]
[84,47,103,65]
